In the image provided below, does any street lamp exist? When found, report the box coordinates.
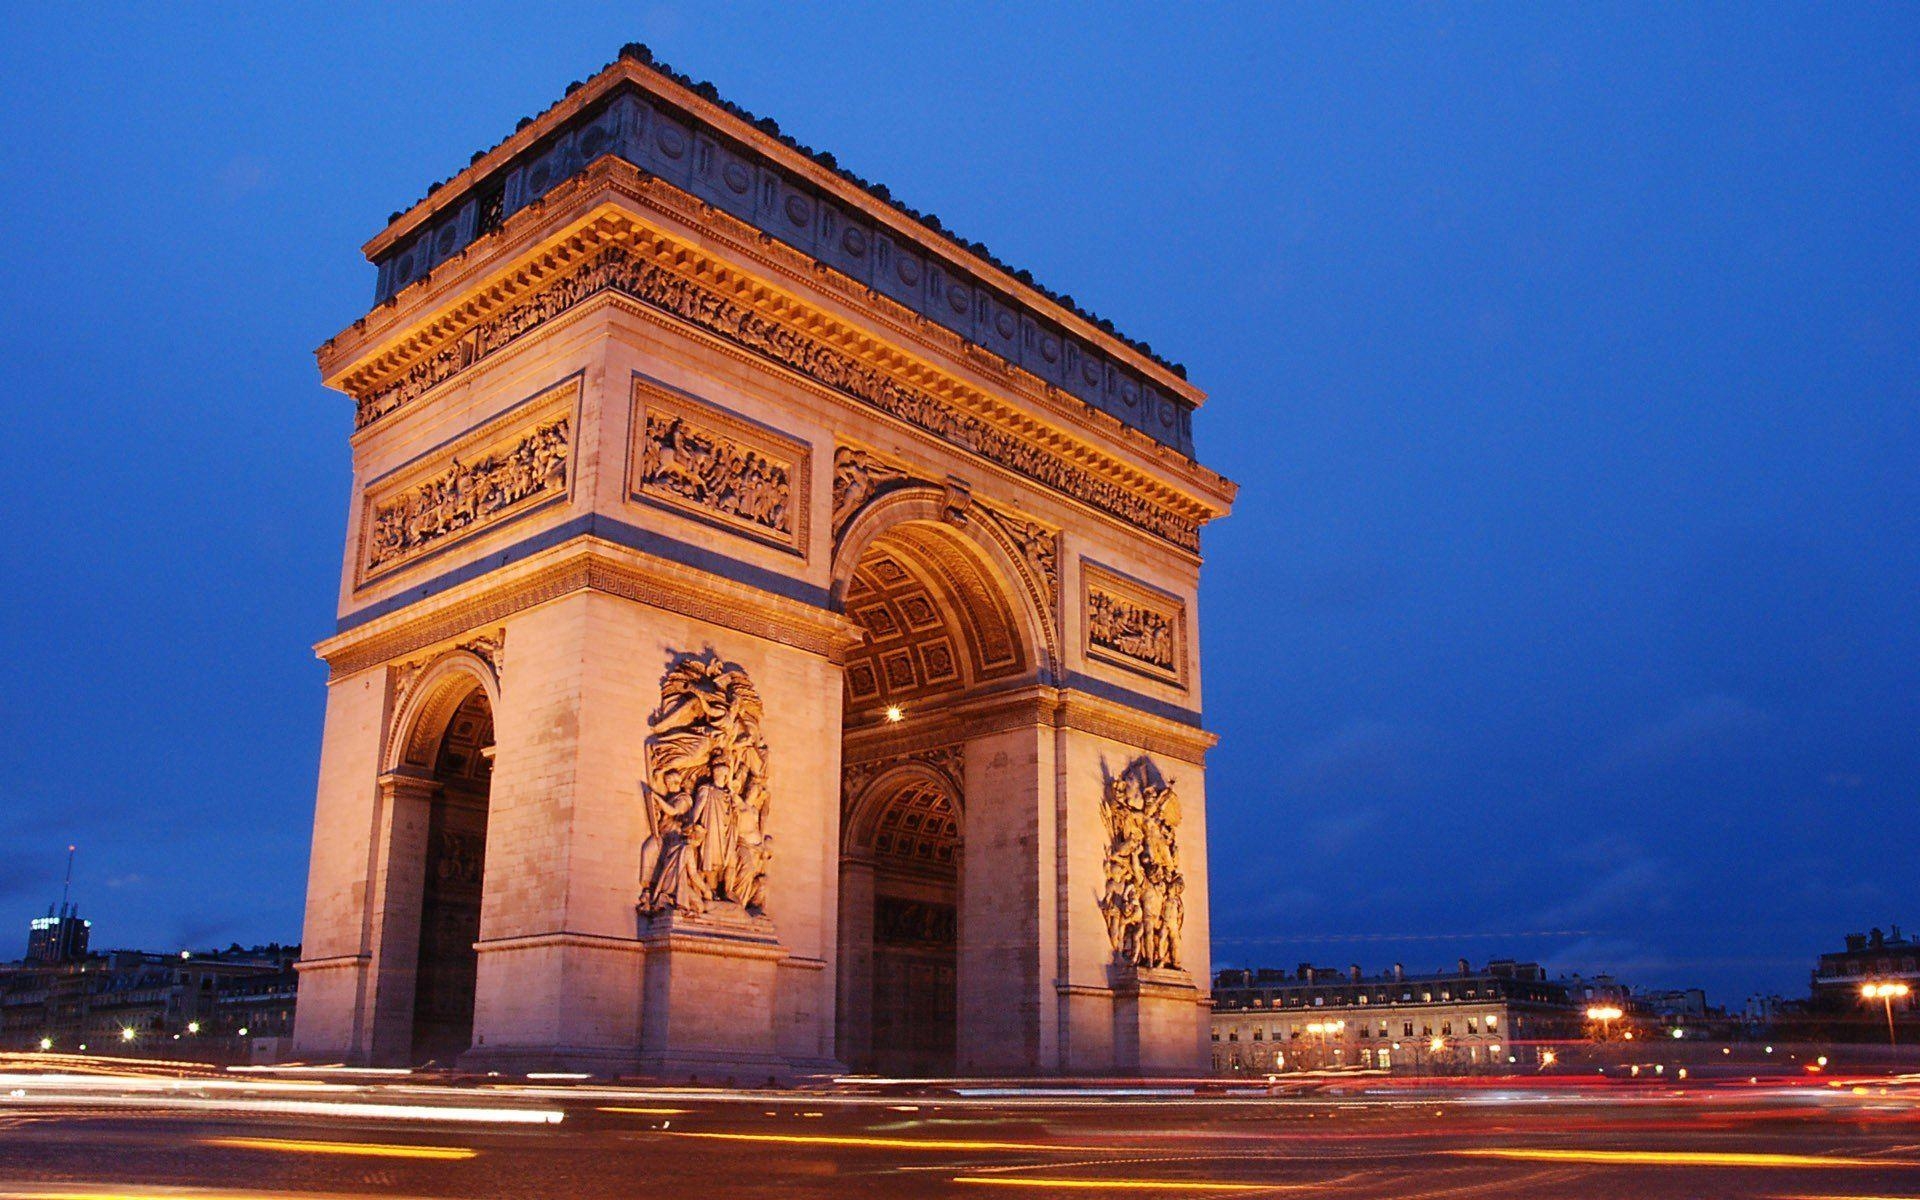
[1861,981,1911,1046]
[119,1027,136,1043]
[37,1037,51,1052]
[1586,1005,1624,1041]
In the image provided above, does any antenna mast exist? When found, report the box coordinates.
[60,844,74,914]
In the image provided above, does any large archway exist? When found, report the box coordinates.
[835,507,1045,1075]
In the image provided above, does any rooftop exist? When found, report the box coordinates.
[359,45,1202,456]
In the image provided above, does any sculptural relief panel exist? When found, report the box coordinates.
[357,380,578,587]
[628,379,811,555]
[1080,559,1186,687]
[1097,757,1185,972]
[637,651,774,919]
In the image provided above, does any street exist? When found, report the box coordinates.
[3,1059,1919,1198]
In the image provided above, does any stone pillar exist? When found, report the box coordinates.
[636,905,790,1082]
[958,721,1057,1074]
[1111,965,1202,1076]
[835,855,877,1069]
[364,770,438,1065]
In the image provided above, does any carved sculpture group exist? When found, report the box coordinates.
[1087,586,1177,673]
[637,652,774,917]
[830,445,908,533]
[366,419,571,573]
[639,413,792,537]
[1098,759,1185,971]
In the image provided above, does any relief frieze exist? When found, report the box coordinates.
[354,243,1201,551]
[1082,560,1185,686]
[631,382,809,555]
[360,386,576,584]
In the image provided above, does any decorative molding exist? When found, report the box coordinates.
[1081,559,1187,688]
[840,743,966,808]
[347,234,1204,552]
[829,444,911,539]
[638,651,773,917]
[384,632,504,771]
[358,380,577,586]
[1099,757,1185,971]
[628,378,811,556]
[983,506,1059,612]
[1056,696,1214,766]
[323,546,854,681]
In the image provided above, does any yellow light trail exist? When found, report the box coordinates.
[1451,1148,1914,1169]
[200,1136,477,1160]
[953,1179,1274,1193]
[598,1106,693,1116]
[665,1130,1073,1153]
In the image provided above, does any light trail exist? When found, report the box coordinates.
[953,1178,1277,1193]
[598,1105,694,1115]
[665,1130,1078,1153]
[201,1136,477,1160]
[1451,1148,1916,1169]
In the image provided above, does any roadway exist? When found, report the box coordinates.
[3,1058,1919,1198]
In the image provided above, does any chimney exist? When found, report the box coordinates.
[1392,963,1404,981]
[1350,964,1362,983]
[1459,957,1471,976]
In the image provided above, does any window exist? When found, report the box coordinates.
[1421,1024,1432,1037]
[1211,1030,1220,1041]
[1441,1021,1453,1036]
[1467,1018,1479,1034]
[1403,1021,1414,1037]
[1487,1015,1498,1030]
[1376,1048,1392,1069]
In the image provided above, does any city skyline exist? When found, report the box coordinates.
[1,6,1915,1006]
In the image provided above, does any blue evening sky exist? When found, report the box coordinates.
[1,4,1914,1003]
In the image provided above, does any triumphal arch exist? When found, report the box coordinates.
[291,46,1235,1077]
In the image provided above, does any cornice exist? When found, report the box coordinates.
[838,681,1214,766]
[319,168,1231,552]
[361,57,1203,406]
[318,538,859,681]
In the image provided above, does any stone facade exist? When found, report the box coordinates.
[1211,961,1581,1075]
[292,50,1234,1078]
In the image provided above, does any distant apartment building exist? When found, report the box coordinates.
[0,940,299,1052]
[1211,959,1584,1074]
[1801,925,1920,1039]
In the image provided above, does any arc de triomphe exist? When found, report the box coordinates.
[291,46,1235,1077]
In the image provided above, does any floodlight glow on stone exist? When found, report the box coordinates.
[884,705,905,723]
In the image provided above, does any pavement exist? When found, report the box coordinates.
[3,1057,1920,1198]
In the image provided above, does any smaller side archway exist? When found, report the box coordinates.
[370,650,500,1066]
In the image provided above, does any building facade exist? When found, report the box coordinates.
[0,945,298,1052]
[292,46,1234,1077]
[1806,926,1920,1039]
[1211,961,1581,1074]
